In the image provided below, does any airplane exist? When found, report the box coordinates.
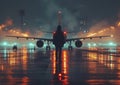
[6,11,111,58]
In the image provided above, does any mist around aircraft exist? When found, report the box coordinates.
[6,11,111,56]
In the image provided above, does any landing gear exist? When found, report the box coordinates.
[68,46,73,50]
[46,46,51,51]
[68,41,73,50]
[46,41,51,51]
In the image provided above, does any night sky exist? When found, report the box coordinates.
[0,0,120,33]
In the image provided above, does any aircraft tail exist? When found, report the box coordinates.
[58,11,62,25]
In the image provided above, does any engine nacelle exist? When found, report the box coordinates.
[75,40,82,47]
[36,40,44,48]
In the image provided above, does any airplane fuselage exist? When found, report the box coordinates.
[53,25,66,48]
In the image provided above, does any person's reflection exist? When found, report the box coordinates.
[53,61,63,80]
[52,50,69,84]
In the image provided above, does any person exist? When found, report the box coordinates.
[53,25,65,62]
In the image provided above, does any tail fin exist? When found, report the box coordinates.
[58,10,62,25]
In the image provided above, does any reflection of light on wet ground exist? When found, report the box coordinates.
[51,50,56,74]
[62,50,68,74]
[0,48,31,85]
[87,48,120,69]
[86,80,106,85]
[84,48,120,85]
[1,47,120,84]
[51,50,69,84]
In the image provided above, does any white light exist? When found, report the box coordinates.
[93,43,97,46]
[29,43,34,47]
[88,43,91,47]
[3,42,7,46]
[58,10,62,14]
[108,42,117,46]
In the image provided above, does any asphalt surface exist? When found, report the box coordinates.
[0,48,120,85]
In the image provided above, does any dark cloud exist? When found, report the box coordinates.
[0,0,120,33]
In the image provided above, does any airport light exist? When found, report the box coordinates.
[88,43,91,47]
[93,43,97,46]
[117,22,120,27]
[29,43,34,47]
[108,42,117,46]
[3,42,8,46]
[110,35,114,38]
[12,43,17,46]
[87,43,97,47]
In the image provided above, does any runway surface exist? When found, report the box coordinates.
[0,47,120,85]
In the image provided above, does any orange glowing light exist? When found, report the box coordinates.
[9,57,16,65]
[13,30,16,32]
[52,50,56,74]
[16,32,20,34]
[86,26,114,38]
[110,35,114,37]
[22,48,28,70]
[22,33,29,37]
[1,65,4,71]
[8,29,30,37]
[51,50,69,83]
[87,33,97,37]
[51,50,68,75]
[62,50,68,74]
[22,76,29,83]
[98,30,104,33]
[110,26,115,29]
[0,24,5,30]
[118,22,120,27]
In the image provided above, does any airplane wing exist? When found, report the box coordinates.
[6,35,53,41]
[6,35,111,42]
[66,35,111,41]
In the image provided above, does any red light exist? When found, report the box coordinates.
[58,73,62,77]
[53,32,56,34]
[64,32,67,35]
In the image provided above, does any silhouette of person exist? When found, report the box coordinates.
[53,25,65,62]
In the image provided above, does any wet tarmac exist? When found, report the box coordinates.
[0,47,120,85]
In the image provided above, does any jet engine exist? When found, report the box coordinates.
[36,40,44,48]
[75,40,82,47]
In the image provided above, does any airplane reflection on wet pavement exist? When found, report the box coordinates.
[0,47,120,85]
